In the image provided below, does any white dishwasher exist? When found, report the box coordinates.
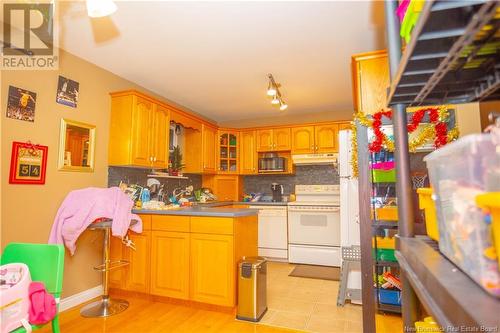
[249,205,288,261]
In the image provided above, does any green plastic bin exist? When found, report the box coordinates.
[373,248,397,262]
[372,169,396,183]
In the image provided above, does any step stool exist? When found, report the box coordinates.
[337,246,362,306]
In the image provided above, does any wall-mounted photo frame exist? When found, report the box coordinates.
[58,119,96,172]
[6,86,37,122]
[9,141,48,184]
[56,76,79,108]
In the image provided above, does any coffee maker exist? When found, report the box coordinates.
[271,183,284,202]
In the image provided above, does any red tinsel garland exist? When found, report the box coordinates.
[368,107,448,153]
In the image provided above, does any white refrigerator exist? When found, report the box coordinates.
[338,129,362,301]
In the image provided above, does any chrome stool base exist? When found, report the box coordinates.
[81,219,136,318]
[80,296,129,318]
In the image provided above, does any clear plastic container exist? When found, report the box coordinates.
[424,133,500,297]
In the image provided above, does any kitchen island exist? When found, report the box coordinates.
[109,208,258,309]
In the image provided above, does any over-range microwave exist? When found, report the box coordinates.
[258,153,286,173]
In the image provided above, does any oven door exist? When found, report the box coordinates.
[288,206,340,246]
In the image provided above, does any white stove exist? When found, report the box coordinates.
[287,184,341,267]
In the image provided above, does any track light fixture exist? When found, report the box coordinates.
[267,74,288,111]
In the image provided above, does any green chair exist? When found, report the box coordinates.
[1,243,65,333]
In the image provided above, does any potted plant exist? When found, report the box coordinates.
[169,146,185,176]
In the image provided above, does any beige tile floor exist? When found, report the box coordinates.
[259,261,363,333]
[259,261,403,333]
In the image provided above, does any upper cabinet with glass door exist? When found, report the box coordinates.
[218,130,239,173]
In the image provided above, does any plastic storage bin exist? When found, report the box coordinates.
[0,263,31,333]
[424,133,500,297]
[415,317,440,332]
[375,206,398,221]
[377,289,401,306]
[373,236,396,249]
[417,187,439,242]
[476,192,500,269]
[373,248,397,262]
[371,161,396,183]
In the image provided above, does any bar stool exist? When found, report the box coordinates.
[80,219,136,318]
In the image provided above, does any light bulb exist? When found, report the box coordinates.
[87,0,117,18]
[271,95,280,105]
[280,101,288,111]
[267,86,276,96]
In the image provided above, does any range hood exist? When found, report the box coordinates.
[292,153,338,165]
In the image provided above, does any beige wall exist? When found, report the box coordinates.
[454,102,482,136]
[0,49,175,297]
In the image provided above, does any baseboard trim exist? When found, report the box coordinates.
[59,285,103,312]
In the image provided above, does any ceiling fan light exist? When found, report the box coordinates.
[87,0,117,18]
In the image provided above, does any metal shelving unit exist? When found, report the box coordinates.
[396,236,500,329]
[378,0,500,332]
[388,0,500,106]
[370,150,402,315]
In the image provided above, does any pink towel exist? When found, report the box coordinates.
[48,187,142,255]
[28,282,56,325]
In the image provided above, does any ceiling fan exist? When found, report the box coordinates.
[86,0,117,18]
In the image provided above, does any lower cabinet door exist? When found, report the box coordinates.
[125,231,151,293]
[190,233,234,306]
[151,231,190,299]
[109,235,125,289]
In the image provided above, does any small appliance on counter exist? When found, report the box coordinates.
[258,153,286,173]
[271,183,283,202]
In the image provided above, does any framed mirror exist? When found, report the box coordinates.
[58,119,96,172]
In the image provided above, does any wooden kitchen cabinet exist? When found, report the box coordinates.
[109,235,125,289]
[130,96,153,166]
[239,130,257,174]
[109,214,151,293]
[351,50,389,114]
[338,122,352,131]
[202,175,242,202]
[151,104,170,168]
[291,123,339,154]
[202,124,217,173]
[218,130,239,173]
[109,92,170,168]
[315,123,339,153]
[256,129,273,151]
[190,233,235,307]
[291,126,315,154]
[111,214,257,308]
[112,231,150,293]
[256,128,291,152]
[125,231,151,293]
[151,231,190,299]
[273,128,291,151]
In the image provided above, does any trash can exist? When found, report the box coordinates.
[236,256,267,322]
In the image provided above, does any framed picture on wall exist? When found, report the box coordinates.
[9,141,48,185]
[56,76,79,108]
[6,85,37,122]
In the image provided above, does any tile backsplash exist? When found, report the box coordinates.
[109,165,338,200]
[243,165,339,196]
[108,166,202,197]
